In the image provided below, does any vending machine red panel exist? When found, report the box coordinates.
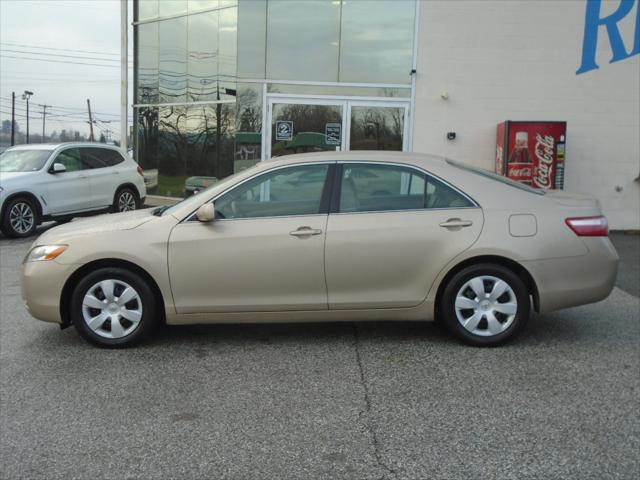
[496,121,567,190]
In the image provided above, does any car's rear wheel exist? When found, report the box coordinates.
[1,196,38,238]
[112,187,138,213]
[441,263,530,346]
[70,268,157,348]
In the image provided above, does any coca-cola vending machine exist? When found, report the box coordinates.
[496,121,567,190]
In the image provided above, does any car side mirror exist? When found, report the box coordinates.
[51,163,66,173]
[196,203,215,223]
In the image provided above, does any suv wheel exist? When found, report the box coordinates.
[113,187,138,213]
[441,263,530,347]
[70,267,157,348]
[1,197,38,238]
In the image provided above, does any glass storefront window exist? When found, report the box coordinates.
[349,105,405,151]
[237,0,266,79]
[189,0,217,12]
[267,83,411,98]
[137,22,159,104]
[135,106,159,186]
[188,10,218,102]
[219,6,238,82]
[160,0,187,17]
[137,0,158,21]
[270,103,342,158]
[159,16,187,103]
[235,83,262,171]
[339,0,415,84]
[266,0,340,82]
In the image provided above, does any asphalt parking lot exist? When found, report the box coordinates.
[1,227,638,480]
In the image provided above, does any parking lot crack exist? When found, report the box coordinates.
[353,324,398,480]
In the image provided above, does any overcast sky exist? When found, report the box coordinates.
[0,0,133,141]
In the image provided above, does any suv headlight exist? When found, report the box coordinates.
[25,245,68,262]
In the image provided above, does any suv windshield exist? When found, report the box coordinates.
[0,149,53,172]
[445,158,545,195]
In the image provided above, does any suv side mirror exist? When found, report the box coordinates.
[196,203,215,223]
[51,163,66,174]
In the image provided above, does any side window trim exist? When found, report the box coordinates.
[331,161,479,214]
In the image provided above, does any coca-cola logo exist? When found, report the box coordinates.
[508,162,532,181]
[534,133,554,189]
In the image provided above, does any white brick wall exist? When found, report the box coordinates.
[412,0,640,229]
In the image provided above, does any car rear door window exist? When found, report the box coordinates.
[338,163,474,213]
[215,164,330,219]
[54,148,83,172]
[81,148,124,169]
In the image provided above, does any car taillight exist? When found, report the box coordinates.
[137,166,144,177]
[565,216,609,236]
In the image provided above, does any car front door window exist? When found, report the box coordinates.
[215,164,330,219]
[54,148,83,172]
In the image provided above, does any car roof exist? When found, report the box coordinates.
[264,150,448,169]
[7,142,122,151]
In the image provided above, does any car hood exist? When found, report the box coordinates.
[0,171,38,184]
[36,209,157,243]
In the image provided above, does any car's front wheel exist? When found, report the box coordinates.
[441,263,530,346]
[1,196,38,238]
[70,267,157,348]
[112,187,139,213]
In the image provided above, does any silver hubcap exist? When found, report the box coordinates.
[118,191,136,212]
[455,275,517,337]
[82,279,143,339]
[9,202,34,234]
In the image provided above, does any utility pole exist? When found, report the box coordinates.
[87,98,95,142]
[41,104,48,142]
[22,90,34,144]
[10,92,15,146]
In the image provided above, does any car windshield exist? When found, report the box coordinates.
[445,158,545,195]
[0,149,52,172]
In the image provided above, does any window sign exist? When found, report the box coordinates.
[275,120,293,141]
[325,123,341,145]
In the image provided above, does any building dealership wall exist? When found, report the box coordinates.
[412,0,639,229]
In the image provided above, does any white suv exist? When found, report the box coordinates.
[0,143,147,238]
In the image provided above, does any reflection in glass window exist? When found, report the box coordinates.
[340,164,425,213]
[349,106,404,151]
[216,164,329,219]
[266,0,340,81]
[136,107,159,186]
[159,17,187,103]
[237,0,266,78]
[189,0,218,12]
[235,83,262,171]
[188,11,218,102]
[137,0,158,21]
[339,0,415,84]
[137,22,159,104]
[159,0,187,17]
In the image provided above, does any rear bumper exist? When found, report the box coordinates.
[523,237,619,313]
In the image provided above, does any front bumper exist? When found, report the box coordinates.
[22,260,77,324]
[523,237,619,313]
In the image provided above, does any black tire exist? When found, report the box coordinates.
[1,196,38,238]
[112,187,139,213]
[70,267,157,348]
[440,263,530,347]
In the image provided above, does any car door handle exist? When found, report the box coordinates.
[439,218,473,228]
[289,227,323,237]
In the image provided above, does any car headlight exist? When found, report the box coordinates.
[25,245,68,262]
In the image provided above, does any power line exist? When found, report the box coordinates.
[0,55,122,68]
[0,42,121,57]
[1,49,124,63]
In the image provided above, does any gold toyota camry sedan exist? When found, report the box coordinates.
[21,152,619,348]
